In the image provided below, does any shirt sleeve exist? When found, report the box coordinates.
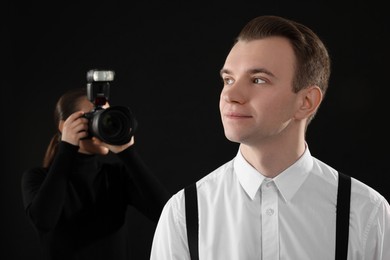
[363,197,390,260]
[150,189,191,260]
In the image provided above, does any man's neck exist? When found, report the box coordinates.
[239,138,306,178]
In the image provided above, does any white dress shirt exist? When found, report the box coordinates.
[150,146,390,260]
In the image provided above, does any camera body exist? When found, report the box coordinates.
[83,69,137,145]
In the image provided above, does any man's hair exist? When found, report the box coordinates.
[235,15,331,123]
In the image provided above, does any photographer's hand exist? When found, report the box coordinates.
[60,111,89,146]
[92,136,135,154]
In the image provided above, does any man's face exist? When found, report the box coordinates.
[219,36,302,146]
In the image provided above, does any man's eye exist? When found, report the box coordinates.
[254,78,266,84]
[224,78,234,85]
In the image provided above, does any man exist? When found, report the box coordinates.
[150,15,390,260]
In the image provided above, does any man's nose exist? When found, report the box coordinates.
[221,81,247,104]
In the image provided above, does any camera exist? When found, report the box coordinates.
[82,69,137,145]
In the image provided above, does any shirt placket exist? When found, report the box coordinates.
[261,179,279,260]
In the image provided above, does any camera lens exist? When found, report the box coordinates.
[100,110,128,137]
[89,106,137,145]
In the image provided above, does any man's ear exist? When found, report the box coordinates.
[295,86,323,120]
[58,120,65,133]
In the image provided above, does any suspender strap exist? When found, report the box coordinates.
[335,172,351,260]
[185,182,199,260]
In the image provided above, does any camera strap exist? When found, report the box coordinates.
[184,172,351,260]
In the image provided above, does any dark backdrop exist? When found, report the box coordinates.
[4,1,389,259]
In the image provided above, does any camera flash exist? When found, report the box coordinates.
[87,70,115,82]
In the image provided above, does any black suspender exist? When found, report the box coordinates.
[184,182,199,260]
[184,172,351,260]
[335,172,351,260]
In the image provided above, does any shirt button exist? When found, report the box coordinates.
[266,182,272,187]
[266,208,274,216]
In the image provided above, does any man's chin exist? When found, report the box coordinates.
[224,133,243,144]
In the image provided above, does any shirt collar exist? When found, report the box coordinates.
[234,145,313,202]
[234,150,266,200]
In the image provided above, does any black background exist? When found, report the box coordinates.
[3,1,389,259]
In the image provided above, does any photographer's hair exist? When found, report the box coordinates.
[43,88,87,168]
[235,15,331,125]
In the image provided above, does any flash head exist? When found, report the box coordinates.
[86,69,115,107]
[87,69,115,82]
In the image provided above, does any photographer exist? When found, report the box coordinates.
[21,87,170,260]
